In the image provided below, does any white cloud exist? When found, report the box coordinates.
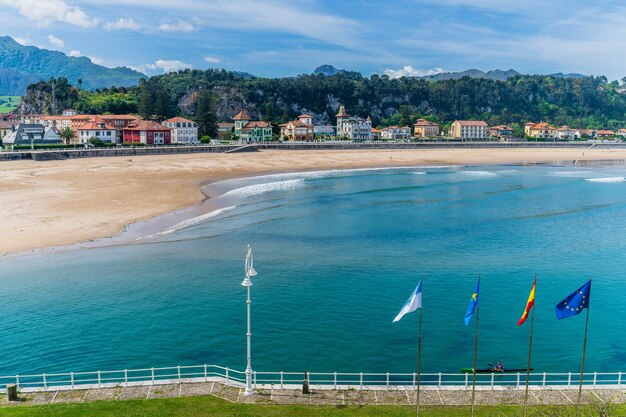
[384,66,446,78]
[79,0,361,48]
[66,49,106,66]
[159,19,195,32]
[204,56,221,64]
[47,34,65,48]
[0,0,99,27]
[87,55,105,65]
[14,37,32,46]
[132,59,193,74]
[104,17,140,31]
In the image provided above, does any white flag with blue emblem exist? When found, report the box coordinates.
[393,280,422,323]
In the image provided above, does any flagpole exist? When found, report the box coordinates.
[576,290,590,416]
[471,304,480,417]
[523,298,535,417]
[416,304,423,417]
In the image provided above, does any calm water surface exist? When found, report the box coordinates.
[1,164,626,376]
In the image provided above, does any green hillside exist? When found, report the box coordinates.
[0,36,146,95]
[0,95,19,113]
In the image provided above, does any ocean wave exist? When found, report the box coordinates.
[420,165,458,169]
[222,179,306,198]
[411,171,426,175]
[138,206,238,240]
[551,171,592,177]
[585,177,626,183]
[459,170,497,178]
[221,166,454,185]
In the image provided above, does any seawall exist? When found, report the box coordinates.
[1,141,624,161]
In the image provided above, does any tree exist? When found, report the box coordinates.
[193,89,218,138]
[77,78,83,91]
[59,127,74,145]
[89,137,105,147]
[137,86,153,119]
[154,88,174,120]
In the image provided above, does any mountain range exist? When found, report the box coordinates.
[423,68,586,81]
[0,36,146,95]
[314,65,586,81]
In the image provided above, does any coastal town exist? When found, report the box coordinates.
[1,104,626,149]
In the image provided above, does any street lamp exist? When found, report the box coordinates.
[242,245,257,396]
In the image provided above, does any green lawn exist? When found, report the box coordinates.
[0,96,20,113]
[0,396,621,417]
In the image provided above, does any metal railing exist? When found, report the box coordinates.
[1,366,624,393]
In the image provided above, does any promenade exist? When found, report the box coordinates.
[2,380,624,408]
[2,140,626,161]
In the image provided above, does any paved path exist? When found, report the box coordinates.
[2,382,626,408]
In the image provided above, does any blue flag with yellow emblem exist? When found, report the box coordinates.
[556,280,591,320]
[464,277,480,325]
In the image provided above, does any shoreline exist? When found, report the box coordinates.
[2,147,626,257]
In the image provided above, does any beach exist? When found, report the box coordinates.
[2,147,626,256]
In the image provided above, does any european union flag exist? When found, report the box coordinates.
[464,277,480,325]
[556,280,591,320]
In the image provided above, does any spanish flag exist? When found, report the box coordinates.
[517,278,536,325]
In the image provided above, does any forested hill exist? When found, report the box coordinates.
[0,36,145,95]
[18,69,626,131]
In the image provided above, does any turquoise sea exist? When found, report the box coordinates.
[1,164,626,377]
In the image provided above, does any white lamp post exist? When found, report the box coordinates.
[242,245,257,396]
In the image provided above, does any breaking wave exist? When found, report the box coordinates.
[459,170,497,178]
[221,179,306,198]
[585,177,626,183]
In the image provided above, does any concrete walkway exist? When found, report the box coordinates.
[2,382,626,408]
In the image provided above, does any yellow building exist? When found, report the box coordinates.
[413,119,440,139]
[279,114,314,141]
[525,122,556,139]
[450,120,488,139]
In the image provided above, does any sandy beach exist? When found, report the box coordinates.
[1,147,625,255]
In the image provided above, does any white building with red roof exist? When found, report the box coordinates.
[380,125,411,140]
[78,118,117,144]
[162,117,198,144]
[450,120,488,139]
[555,126,578,140]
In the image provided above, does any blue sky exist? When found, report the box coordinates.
[1,0,625,80]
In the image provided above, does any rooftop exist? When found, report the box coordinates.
[124,120,172,131]
[163,117,195,124]
[78,122,116,131]
[455,120,488,127]
[232,110,251,121]
[241,121,271,130]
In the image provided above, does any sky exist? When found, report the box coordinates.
[1,0,625,80]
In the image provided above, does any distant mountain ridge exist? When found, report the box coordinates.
[313,65,346,76]
[0,36,146,95]
[424,69,521,81]
[423,68,586,81]
[313,65,586,81]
